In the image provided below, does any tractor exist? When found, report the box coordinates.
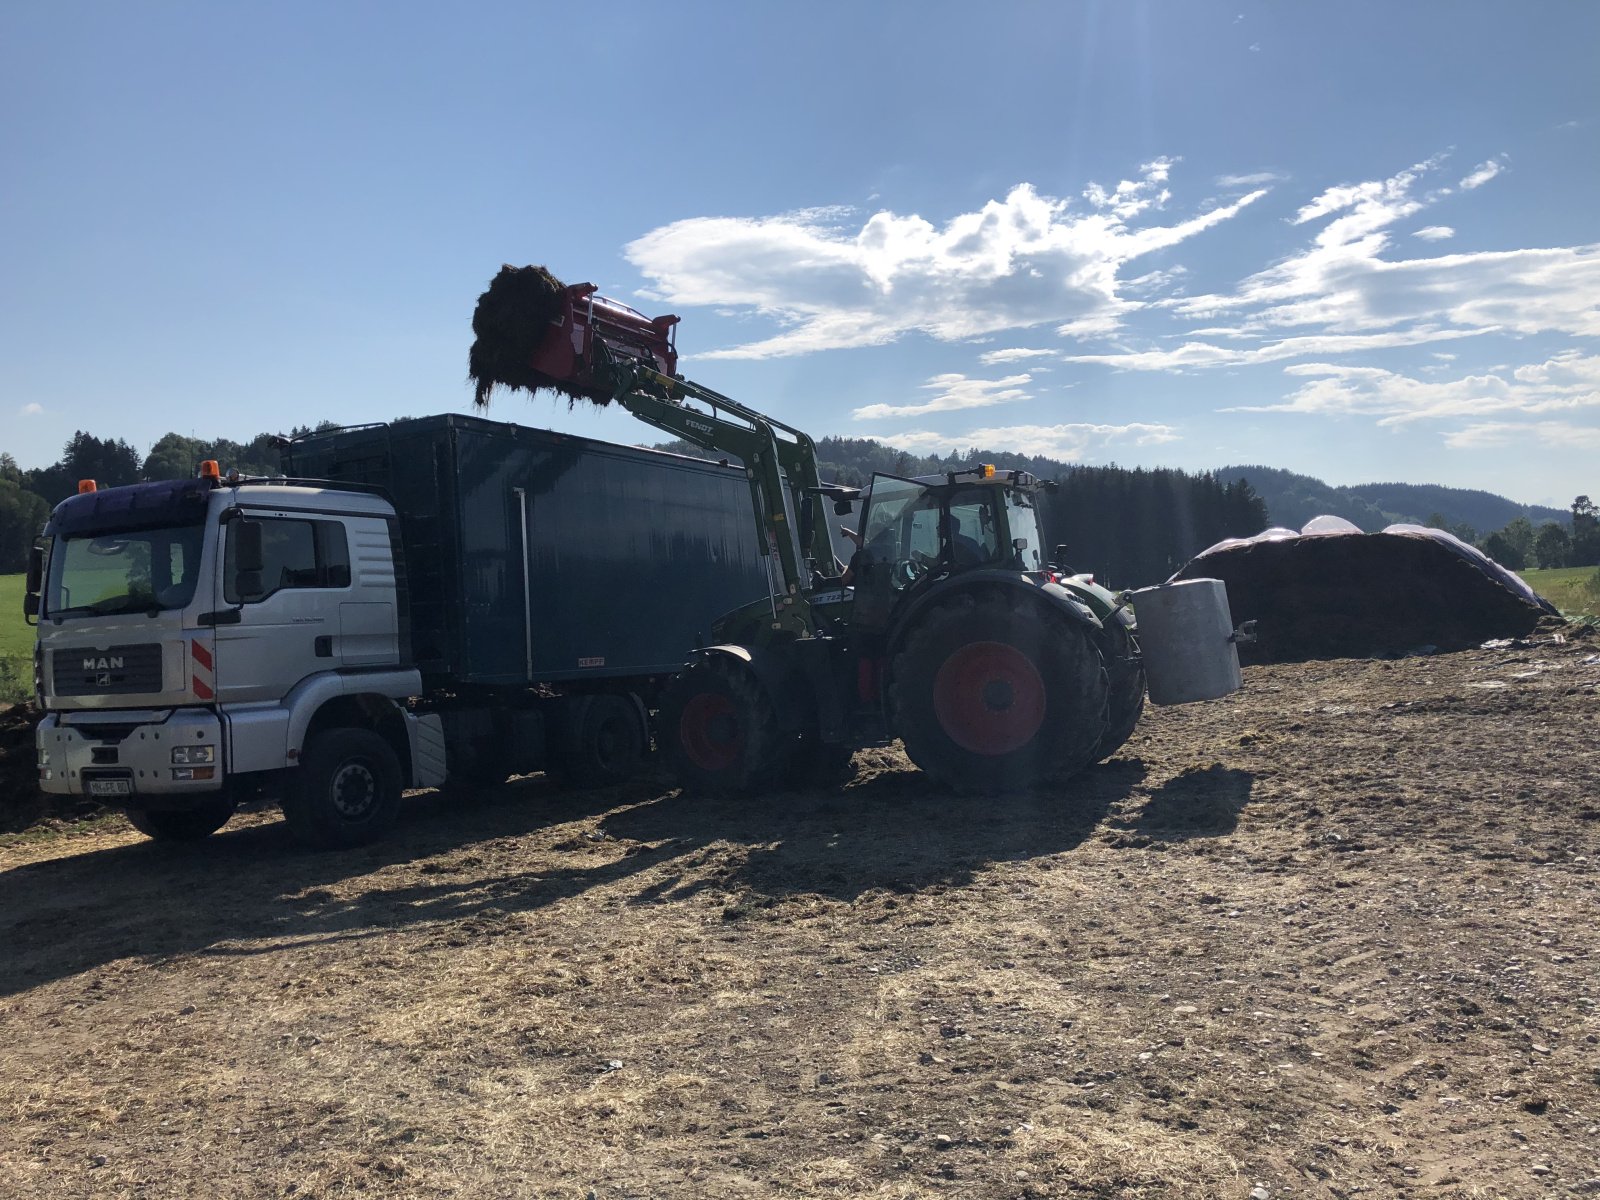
[468,268,1150,794]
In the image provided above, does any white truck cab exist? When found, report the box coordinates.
[31,467,444,847]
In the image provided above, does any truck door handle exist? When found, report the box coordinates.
[314,636,334,658]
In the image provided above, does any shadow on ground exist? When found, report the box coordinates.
[0,757,1145,997]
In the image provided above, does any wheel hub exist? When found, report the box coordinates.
[679,693,744,772]
[932,640,1048,756]
[330,760,378,819]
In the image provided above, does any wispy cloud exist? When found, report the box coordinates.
[887,422,1179,460]
[1221,351,1600,430]
[625,161,1266,359]
[1444,419,1600,450]
[1412,225,1454,240]
[20,402,44,415]
[852,372,1034,420]
[1215,171,1285,188]
[1063,326,1489,373]
[1459,157,1506,190]
[977,347,1056,364]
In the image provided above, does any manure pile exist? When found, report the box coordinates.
[1172,530,1552,664]
[468,264,602,408]
[0,704,52,832]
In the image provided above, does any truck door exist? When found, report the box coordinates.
[212,515,353,705]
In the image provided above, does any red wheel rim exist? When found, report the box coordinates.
[931,640,1047,756]
[679,692,743,771]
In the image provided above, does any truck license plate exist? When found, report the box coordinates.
[89,779,132,797]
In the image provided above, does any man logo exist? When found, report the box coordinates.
[82,656,124,671]
[97,673,112,687]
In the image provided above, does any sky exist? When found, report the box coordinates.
[2,1,1598,509]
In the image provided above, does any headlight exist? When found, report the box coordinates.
[171,745,215,765]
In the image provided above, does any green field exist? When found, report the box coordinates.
[1522,565,1600,619]
[0,574,32,702]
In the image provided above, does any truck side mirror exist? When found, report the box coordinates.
[23,542,43,621]
[834,498,855,516]
[25,542,43,595]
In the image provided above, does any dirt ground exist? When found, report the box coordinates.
[2,629,1598,1199]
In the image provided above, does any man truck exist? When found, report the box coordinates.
[25,415,774,847]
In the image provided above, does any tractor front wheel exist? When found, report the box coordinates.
[1091,619,1146,763]
[659,657,783,796]
[890,590,1108,793]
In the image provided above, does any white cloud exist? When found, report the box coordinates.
[852,372,1034,420]
[977,347,1056,364]
[1460,158,1505,190]
[1215,171,1285,187]
[887,422,1180,460]
[1413,225,1454,240]
[1444,420,1600,450]
[625,163,1266,359]
[1063,325,1489,372]
[20,402,44,415]
[1221,351,1600,430]
[1152,156,1600,344]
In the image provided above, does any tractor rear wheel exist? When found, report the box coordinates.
[1091,619,1146,763]
[890,589,1108,793]
[660,657,783,796]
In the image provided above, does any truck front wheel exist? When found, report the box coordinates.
[659,657,781,796]
[282,728,402,848]
[124,797,235,843]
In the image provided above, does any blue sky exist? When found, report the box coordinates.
[3,1,1597,508]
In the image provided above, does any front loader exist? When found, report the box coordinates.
[468,267,1183,795]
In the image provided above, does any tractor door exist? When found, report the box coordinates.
[850,474,935,633]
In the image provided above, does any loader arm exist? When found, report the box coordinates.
[599,352,830,638]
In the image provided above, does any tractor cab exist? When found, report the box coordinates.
[847,466,1050,633]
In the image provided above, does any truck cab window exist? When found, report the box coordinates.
[226,519,351,603]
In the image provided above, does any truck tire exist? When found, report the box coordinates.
[124,798,235,843]
[659,657,782,796]
[555,693,647,789]
[282,728,402,848]
[1091,621,1146,763]
[889,589,1108,793]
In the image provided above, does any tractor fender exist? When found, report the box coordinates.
[885,571,1104,661]
[687,643,813,734]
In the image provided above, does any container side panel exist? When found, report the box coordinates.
[456,429,529,684]
[523,448,769,679]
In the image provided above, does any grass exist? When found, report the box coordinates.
[1522,564,1600,619]
[0,574,32,703]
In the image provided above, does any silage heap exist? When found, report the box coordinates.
[1171,521,1558,664]
[468,265,606,408]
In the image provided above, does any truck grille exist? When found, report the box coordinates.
[52,643,165,696]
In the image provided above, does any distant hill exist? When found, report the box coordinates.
[1216,465,1570,538]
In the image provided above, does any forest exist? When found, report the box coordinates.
[3,428,1595,586]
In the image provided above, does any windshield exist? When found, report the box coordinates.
[860,475,934,570]
[47,523,206,617]
[1005,488,1045,571]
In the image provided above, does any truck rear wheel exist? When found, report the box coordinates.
[124,797,235,843]
[659,657,781,796]
[555,693,647,788]
[282,728,402,848]
[1092,620,1146,763]
[890,590,1108,793]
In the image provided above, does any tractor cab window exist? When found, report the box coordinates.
[859,474,935,590]
[945,487,1001,567]
[1004,488,1044,571]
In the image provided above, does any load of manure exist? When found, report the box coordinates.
[468,264,605,408]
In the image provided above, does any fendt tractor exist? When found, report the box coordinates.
[466,267,1246,796]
